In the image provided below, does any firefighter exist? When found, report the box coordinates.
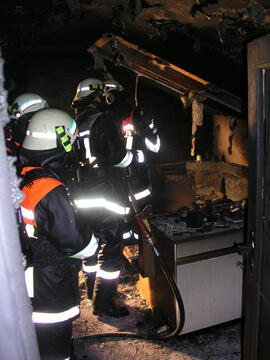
[6,93,49,156]
[104,78,125,106]
[18,108,99,359]
[104,79,161,243]
[71,78,132,318]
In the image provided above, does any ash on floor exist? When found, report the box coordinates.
[72,255,241,360]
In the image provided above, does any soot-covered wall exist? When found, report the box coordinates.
[4,50,248,214]
[5,52,92,114]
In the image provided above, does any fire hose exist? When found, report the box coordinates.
[81,180,185,341]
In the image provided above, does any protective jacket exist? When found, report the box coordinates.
[20,166,98,325]
[121,106,160,186]
[113,105,161,242]
[72,107,134,288]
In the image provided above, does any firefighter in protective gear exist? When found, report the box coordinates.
[6,93,49,156]
[104,80,160,244]
[126,105,161,209]
[71,78,132,318]
[18,108,98,359]
[104,79,125,105]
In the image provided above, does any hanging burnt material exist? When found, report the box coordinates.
[88,34,242,118]
[190,91,208,157]
[121,0,142,21]
[88,34,245,214]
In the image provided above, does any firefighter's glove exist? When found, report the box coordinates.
[134,108,155,137]
[121,165,132,179]
[135,149,145,163]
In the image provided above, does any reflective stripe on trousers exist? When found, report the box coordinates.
[82,263,99,273]
[32,305,80,324]
[123,230,139,240]
[97,268,120,280]
[83,263,120,280]
[25,267,80,324]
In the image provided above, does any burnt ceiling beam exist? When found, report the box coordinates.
[88,34,242,117]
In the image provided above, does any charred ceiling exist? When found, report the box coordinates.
[0,0,270,96]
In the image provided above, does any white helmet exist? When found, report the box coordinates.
[72,78,104,102]
[22,108,78,152]
[104,79,124,105]
[9,93,49,120]
[104,79,124,93]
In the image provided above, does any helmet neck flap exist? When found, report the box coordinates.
[18,146,77,176]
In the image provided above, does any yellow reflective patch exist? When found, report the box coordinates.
[90,84,104,90]
[64,143,72,152]
[61,134,69,143]
[56,126,64,135]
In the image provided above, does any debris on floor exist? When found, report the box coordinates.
[73,251,241,360]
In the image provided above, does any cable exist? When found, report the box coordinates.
[127,181,185,338]
[150,242,185,338]
[80,236,185,341]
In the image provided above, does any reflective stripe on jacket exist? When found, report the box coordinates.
[19,166,96,324]
[74,109,131,217]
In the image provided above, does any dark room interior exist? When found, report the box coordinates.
[1,1,270,359]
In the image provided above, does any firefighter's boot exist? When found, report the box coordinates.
[93,278,129,317]
[85,272,96,300]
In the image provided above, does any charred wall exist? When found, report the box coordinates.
[213,114,248,167]
[3,41,248,216]
[150,102,248,213]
